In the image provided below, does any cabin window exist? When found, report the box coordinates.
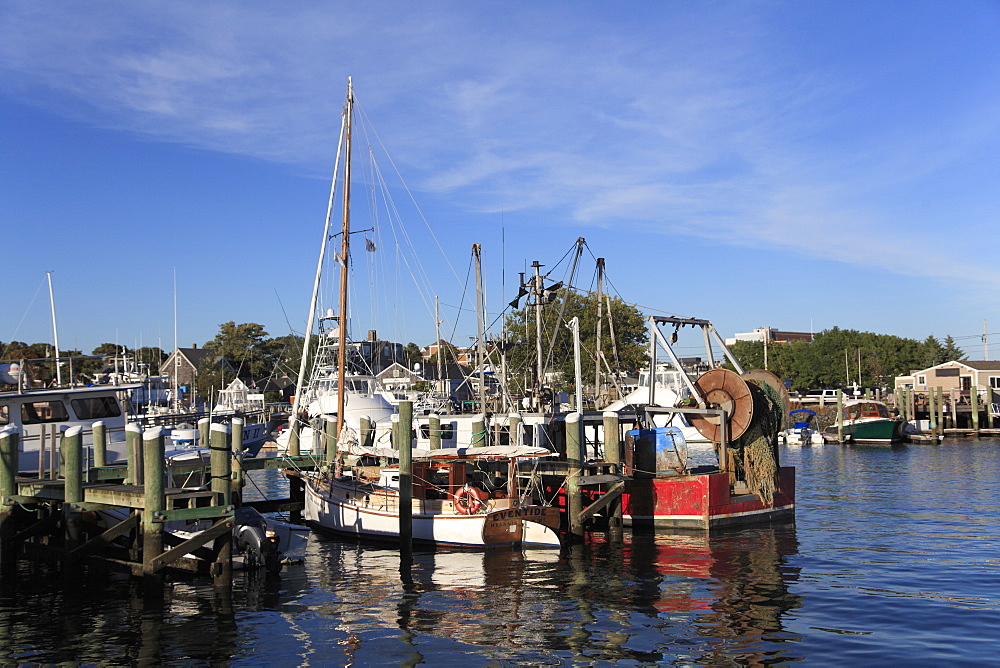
[21,400,69,424]
[935,368,959,377]
[71,397,122,420]
[0,405,8,425]
[917,375,926,386]
[990,377,1000,389]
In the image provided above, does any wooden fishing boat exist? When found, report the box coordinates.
[292,446,562,548]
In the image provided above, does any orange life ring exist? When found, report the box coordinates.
[453,485,489,515]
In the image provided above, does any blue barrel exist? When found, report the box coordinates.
[627,426,686,476]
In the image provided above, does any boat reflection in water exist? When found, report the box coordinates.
[309,524,802,664]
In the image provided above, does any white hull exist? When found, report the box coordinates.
[301,474,561,548]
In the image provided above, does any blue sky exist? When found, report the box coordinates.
[2,1,999,363]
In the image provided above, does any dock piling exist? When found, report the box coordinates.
[142,426,166,587]
[602,411,623,542]
[92,420,107,468]
[566,412,584,540]
[62,426,83,555]
[398,400,413,551]
[0,427,18,571]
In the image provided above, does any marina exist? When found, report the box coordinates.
[0,438,997,664]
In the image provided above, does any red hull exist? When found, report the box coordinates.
[621,467,795,530]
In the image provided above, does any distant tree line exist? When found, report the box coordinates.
[725,328,966,391]
[2,321,968,396]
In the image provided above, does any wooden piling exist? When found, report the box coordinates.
[62,426,83,554]
[126,423,142,485]
[927,387,937,436]
[938,387,946,436]
[398,400,413,551]
[359,415,372,450]
[429,414,441,450]
[198,417,211,453]
[92,420,107,468]
[231,417,245,490]
[471,414,486,447]
[288,414,302,457]
[324,415,337,472]
[836,390,844,443]
[566,412,584,540]
[602,411,623,543]
[508,413,521,447]
[142,426,166,586]
[0,427,18,570]
[209,423,232,586]
[971,386,980,434]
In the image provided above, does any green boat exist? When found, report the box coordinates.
[824,400,906,444]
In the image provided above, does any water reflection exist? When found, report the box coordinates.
[305,523,803,664]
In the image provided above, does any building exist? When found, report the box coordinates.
[725,327,813,346]
[158,344,235,391]
[894,360,1000,402]
[421,340,473,366]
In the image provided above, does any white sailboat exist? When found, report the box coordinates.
[289,79,563,548]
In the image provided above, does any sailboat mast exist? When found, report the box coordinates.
[295,90,348,410]
[435,296,444,396]
[473,244,486,413]
[46,271,62,386]
[336,77,354,439]
[594,257,604,403]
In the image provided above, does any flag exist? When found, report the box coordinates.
[365,238,377,252]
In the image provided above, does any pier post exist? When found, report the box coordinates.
[63,426,83,555]
[92,420,107,468]
[210,423,232,506]
[971,386,980,435]
[937,385,945,438]
[198,417,211,453]
[471,414,486,447]
[39,424,47,479]
[209,423,232,587]
[508,413,521,447]
[429,414,441,450]
[836,391,844,443]
[288,415,301,457]
[359,415,372,450]
[398,400,413,552]
[566,412,584,540]
[126,423,142,485]
[142,426,166,587]
[928,388,937,437]
[602,411,623,543]
[0,427,18,572]
[323,415,337,472]
[230,417,245,492]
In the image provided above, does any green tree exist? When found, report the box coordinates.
[921,335,947,367]
[403,342,422,367]
[503,291,647,394]
[204,322,278,380]
[941,335,966,361]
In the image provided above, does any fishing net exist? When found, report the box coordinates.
[731,381,782,506]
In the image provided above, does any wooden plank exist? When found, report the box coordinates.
[153,505,234,523]
[149,518,233,572]
[70,512,138,555]
[576,481,625,523]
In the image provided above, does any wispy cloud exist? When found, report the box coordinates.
[3,1,1000,307]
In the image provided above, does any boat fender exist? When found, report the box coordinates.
[454,484,489,515]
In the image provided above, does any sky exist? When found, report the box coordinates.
[3,1,1000,365]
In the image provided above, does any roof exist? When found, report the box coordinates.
[160,347,234,373]
[959,361,1000,371]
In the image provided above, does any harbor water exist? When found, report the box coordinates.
[1,439,998,665]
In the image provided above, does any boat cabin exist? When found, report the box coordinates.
[843,400,891,421]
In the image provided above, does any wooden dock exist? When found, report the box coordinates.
[1,425,316,590]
